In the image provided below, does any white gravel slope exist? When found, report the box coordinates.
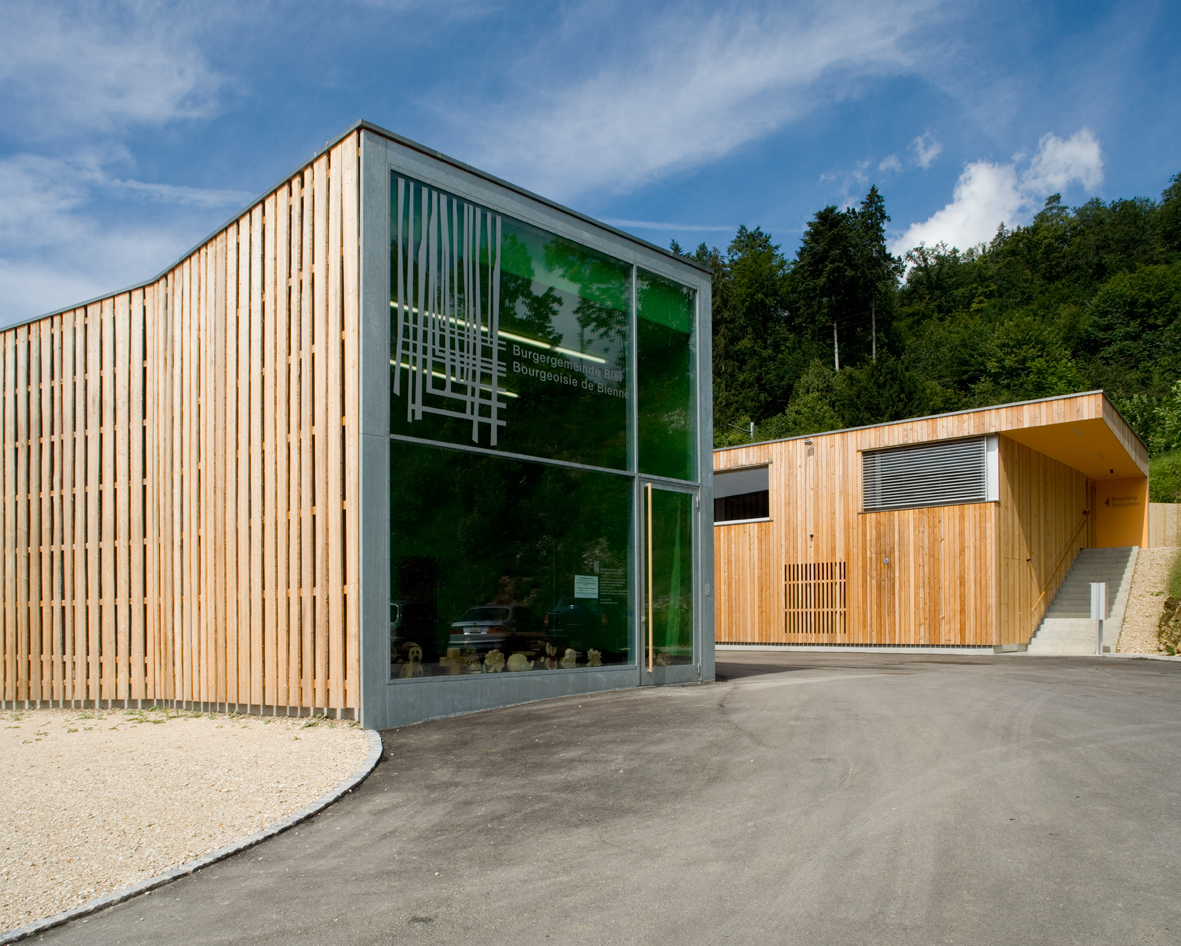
[1116,546,1179,654]
[0,707,369,934]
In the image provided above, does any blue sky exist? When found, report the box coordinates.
[1,0,1179,325]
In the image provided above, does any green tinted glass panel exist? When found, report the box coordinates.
[389,441,633,679]
[648,488,693,665]
[637,269,695,481]
[390,175,631,470]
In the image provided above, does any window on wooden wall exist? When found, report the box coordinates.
[862,436,998,511]
[714,465,769,523]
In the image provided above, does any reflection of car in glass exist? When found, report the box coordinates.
[544,597,607,648]
[448,605,545,655]
[391,601,437,665]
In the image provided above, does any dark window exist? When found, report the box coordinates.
[714,466,770,523]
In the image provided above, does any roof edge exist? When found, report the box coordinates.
[8,118,711,332]
[8,121,369,331]
[715,389,1149,456]
[355,120,712,274]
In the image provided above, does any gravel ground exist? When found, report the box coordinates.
[1117,546,1179,654]
[0,707,369,934]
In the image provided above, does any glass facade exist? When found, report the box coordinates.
[389,173,698,680]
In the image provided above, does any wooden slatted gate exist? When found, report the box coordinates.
[0,133,361,716]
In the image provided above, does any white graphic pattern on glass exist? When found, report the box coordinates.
[393,177,505,444]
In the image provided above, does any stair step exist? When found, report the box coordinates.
[1026,547,1137,655]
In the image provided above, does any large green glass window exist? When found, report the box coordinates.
[637,268,696,481]
[387,174,701,684]
[389,441,633,679]
[390,175,631,471]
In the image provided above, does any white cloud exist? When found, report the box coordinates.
[879,154,903,173]
[890,129,1104,257]
[910,131,942,168]
[466,0,941,200]
[0,1,219,137]
[108,179,255,209]
[1024,128,1103,194]
[0,152,251,325]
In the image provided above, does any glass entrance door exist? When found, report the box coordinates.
[643,483,695,679]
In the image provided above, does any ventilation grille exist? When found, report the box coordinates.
[862,438,987,511]
[785,562,847,637]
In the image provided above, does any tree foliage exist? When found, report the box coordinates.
[683,173,1181,454]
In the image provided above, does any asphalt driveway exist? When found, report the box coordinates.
[28,653,1181,946]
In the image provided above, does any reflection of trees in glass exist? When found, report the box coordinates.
[389,174,632,470]
[390,441,633,669]
[638,270,696,481]
[500,233,562,345]
[544,239,629,351]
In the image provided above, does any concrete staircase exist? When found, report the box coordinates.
[1025,547,1139,655]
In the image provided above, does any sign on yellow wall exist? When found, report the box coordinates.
[1094,478,1149,547]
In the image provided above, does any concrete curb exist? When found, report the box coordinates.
[0,729,384,945]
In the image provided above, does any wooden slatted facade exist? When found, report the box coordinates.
[1,132,361,714]
[1148,503,1181,547]
[715,392,1148,648]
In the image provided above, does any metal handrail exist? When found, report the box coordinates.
[646,483,654,673]
[1029,513,1091,618]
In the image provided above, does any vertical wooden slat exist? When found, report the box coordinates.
[100,298,116,699]
[114,294,131,699]
[237,216,252,704]
[2,333,13,701]
[143,286,159,701]
[200,246,212,702]
[326,142,345,710]
[61,312,77,700]
[74,311,89,700]
[192,254,204,701]
[178,261,192,701]
[263,192,278,707]
[170,271,183,701]
[213,234,228,704]
[84,307,100,699]
[165,273,178,700]
[29,322,43,701]
[250,204,264,705]
[51,316,64,700]
[274,184,291,707]
[38,321,54,698]
[288,179,303,705]
[341,134,360,707]
[130,289,146,699]
[312,153,329,709]
[225,222,240,704]
[300,168,315,709]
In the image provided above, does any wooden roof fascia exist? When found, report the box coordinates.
[715,391,1150,481]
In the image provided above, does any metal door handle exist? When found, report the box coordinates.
[646,483,653,673]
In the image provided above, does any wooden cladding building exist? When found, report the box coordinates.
[0,133,362,715]
[1,121,716,727]
[713,392,1149,649]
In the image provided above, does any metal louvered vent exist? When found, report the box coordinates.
[863,438,987,511]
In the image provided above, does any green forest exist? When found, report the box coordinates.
[673,173,1181,501]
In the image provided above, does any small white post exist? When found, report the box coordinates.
[1090,582,1107,656]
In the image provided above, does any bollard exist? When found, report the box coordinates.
[1090,581,1107,656]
